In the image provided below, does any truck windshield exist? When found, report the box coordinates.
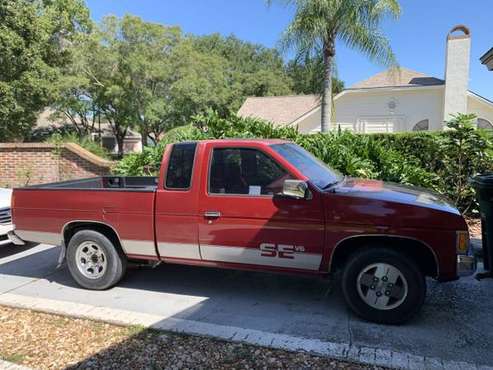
[270,143,343,189]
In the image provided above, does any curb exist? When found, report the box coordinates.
[0,293,490,370]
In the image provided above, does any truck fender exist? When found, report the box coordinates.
[329,234,440,279]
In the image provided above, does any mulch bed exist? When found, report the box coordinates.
[0,305,385,370]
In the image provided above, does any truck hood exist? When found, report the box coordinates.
[331,178,460,215]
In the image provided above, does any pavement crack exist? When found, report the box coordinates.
[347,309,354,348]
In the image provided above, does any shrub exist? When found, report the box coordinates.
[192,109,299,139]
[47,133,111,160]
[113,125,204,175]
[29,123,79,142]
[114,111,493,214]
[438,114,493,213]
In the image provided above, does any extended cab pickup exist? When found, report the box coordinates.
[12,139,475,324]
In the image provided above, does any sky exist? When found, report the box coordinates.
[86,0,493,99]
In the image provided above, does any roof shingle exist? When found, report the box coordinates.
[237,95,320,125]
[350,67,444,89]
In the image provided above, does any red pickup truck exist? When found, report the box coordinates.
[12,139,474,324]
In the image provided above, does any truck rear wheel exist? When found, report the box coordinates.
[66,230,127,290]
[341,247,426,325]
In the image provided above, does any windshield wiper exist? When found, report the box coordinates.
[322,176,346,190]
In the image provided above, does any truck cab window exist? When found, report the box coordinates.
[166,143,197,189]
[209,148,292,196]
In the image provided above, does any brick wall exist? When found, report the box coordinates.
[0,143,113,188]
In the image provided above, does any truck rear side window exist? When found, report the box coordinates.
[166,143,197,189]
[209,148,292,196]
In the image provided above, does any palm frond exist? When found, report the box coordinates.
[373,0,401,19]
[274,0,400,61]
[338,21,398,67]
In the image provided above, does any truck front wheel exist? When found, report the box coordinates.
[66,230,127,290]
[341,247,426,325]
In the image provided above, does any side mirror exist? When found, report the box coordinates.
[281,180,311,200]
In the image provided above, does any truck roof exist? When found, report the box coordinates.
[177,138,291,146]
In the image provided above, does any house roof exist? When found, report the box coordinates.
[36,108,141,138]
[237,95,320,125]
[236,68,484,125]
[349,68,444,89]
[480,47,493,71]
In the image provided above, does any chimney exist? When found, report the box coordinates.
[443,25,471,123]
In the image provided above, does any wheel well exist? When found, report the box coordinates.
[330,236,438,278]
[63,222,123,252]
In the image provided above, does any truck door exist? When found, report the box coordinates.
[198,143,325,272]
[155,142,201,261]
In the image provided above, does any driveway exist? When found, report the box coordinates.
[1,243,492,369]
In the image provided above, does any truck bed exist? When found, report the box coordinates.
[12,176,158,253]
[23,176,158,191]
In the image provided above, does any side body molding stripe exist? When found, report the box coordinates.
[15,230,61,246]
[16,229,323,271]
[121,240,156,256]
[158,242,201,260]
[201,244,322,271]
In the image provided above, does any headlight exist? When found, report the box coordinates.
[456,230,469,254]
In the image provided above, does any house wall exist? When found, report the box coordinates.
[467,95,493,125]
[0,143,113,188]
[295,87,446,133]
[292,108,323,133]
[99,135,143,154]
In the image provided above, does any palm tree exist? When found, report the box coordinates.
[270,0,400,132]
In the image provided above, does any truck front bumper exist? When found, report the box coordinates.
[0,224,14,246]
[457,255,476,277]
[0,224,25,246]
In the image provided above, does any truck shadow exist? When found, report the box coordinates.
[0,244,350,339]
[0,243,38,259]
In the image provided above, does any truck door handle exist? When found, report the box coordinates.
[204,211,221,218]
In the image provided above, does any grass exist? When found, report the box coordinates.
[1,352,27,364]
[126,324,146,336]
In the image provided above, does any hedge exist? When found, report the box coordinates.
[114,111,493,214]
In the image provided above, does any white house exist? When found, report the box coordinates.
[238,25,493,134]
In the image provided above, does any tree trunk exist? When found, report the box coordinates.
[116,132,125,159]
[321,42,335,133]
[141,124,149,147]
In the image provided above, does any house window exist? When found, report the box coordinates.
[357,117,400,133]
[478,118,493,130]
[412,119,429,131]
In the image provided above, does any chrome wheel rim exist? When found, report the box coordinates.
[75,241,107,279]
[356,263,408,310]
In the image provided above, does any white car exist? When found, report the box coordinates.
[0,188,15,246]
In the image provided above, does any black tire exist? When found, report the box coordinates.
[341,247,426,325]
[66,230,127,290]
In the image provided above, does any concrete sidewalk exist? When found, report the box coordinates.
[0,360,32,370]
[1,244,492,370]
